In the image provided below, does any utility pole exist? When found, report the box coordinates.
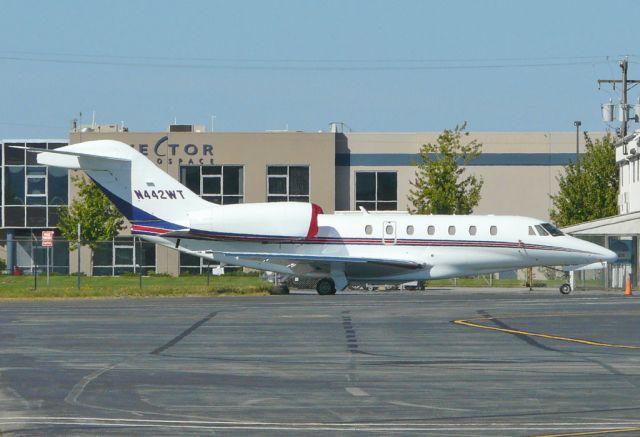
[574,120,581,166]
[598,57,640,138]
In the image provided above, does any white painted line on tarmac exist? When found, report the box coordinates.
[345,387,369,396]
[387,400,471,412]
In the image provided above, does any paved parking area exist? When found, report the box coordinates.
[0,289,639,435]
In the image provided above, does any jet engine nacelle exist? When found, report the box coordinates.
[188,202,322,240]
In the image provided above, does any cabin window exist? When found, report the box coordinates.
[490,225,497,236]
[448,226,456,235]
[406,225,414,235]
[427,225,435,235]
[535,224,549,236]
[355,171,397,211]
[528,226,536,235]
[385,225,394,235]
[365,225,373,235]
[469,225,477,236]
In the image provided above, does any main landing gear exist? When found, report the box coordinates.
[559,283,572,295]
[316,278,337,295]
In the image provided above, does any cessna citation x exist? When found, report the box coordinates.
[27,140,616,295]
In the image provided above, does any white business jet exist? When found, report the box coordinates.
[30,140,616,295]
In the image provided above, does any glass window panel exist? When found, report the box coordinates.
[356,172,376,201]
[5,166,25,205]
[48,206,61,227]
[92,266,113,276]
[27,177,46,195]
[289,166,309,195]
[26,143,46,165]
[179,166,200,193]
[48,167,68,205]
[223,166,242,195]
[48,142,66,150]
[5,207,25,227]
[268,177,287,194]
[267,196,287,202]
[448,226,456,235]
[26,196,46,205]
[52,240,69,272]
[407,225,414,235]
[180,252,201,267]
[115,247,134,265]
[4,143,25,165]
[203,196,222,204]
[222,196,242,205]
[114,267,134,276]
[201,166,221,175]
[140,242,156,267]
[365,225,373,235]
[26,207,46,227]
[427,225,435,235]
[376,202,397,211]
[27,166,46,175]
[202,176,221,194]
[289,196,309,202]
[268,166,287,175]
[93,242,113,266]
[355,201,376,211]
[376,172,397,201]
[490,225,498,236]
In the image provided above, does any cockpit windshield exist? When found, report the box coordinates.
[540,223,564,236]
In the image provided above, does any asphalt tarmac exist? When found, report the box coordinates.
[0,288,640,436]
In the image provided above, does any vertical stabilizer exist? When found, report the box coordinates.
[37,140,212,232]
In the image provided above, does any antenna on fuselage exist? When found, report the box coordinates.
[358,206,369,214]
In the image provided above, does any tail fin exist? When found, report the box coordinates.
[36,140,212,232]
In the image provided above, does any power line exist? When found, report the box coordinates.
[0,53,612,71]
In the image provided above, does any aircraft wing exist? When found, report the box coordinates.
[218,251,425,271]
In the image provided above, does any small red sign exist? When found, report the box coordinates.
[42,230,54,247]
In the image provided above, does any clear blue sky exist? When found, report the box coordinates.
[1,0,639,138]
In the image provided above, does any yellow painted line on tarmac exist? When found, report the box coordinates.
[533,426,640,436]
[453,318,640,349]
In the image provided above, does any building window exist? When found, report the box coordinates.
[178,252,236,275]
[92,237,156,276]
[267,166,309,202]
[179,165,244,205]
[2,142,68,228]
[355,171,397,211]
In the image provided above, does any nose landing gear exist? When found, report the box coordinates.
[559,283,572,294]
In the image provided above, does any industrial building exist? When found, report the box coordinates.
[1,123,591,277]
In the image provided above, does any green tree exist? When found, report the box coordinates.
[550,133,618,227]
[408,123,483,214]
[57,175,125,253]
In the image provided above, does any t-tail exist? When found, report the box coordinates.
[34,139,321,240]
[36,140,214,233]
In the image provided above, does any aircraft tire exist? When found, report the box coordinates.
[559,283,572,295]
[270,285,290,295]
[316,278,336,295]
